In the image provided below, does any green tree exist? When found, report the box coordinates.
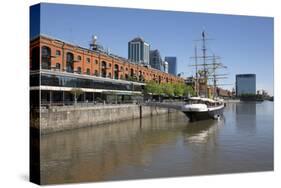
[128,74,138,82]
[70,88,83,104]
[144,81,162,95]
[144,81,163,101]
[184,85,195,96]
[173,83,185,97]
[162,83,174,97]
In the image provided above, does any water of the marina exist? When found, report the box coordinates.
[40,101,273,184]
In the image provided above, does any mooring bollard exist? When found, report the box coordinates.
[139,105,142,119]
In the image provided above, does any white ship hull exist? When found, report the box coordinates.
[182,101,225,122]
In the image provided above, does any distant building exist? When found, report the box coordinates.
[236,74,256,96]
[128,37,150,65]
[163,61,169,73]
[149,49,163,70]
[165,57,177,75]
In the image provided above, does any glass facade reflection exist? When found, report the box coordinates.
[31,73,144,92]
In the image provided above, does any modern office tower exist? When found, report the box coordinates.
[149,49,163,70]
[128,37,150,65]
[165,56,177,75]
[236,74,256,96]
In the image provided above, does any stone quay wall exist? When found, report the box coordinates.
[39,104,175,134]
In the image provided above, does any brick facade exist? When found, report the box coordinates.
[30,35,183,84]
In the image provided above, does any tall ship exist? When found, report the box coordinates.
[182,31,226,122]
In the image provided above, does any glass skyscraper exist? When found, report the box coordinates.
[128,37,150,65]
[149,49,163,71]
[165,57,177,76]
[236,74,256,96]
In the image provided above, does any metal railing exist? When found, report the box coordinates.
[40,99,144,108]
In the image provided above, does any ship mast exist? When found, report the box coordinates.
[209,54,228,99]
[194,45,199,96]
[212,54,218,98]
[202,31,208,97]
[190,31,227,98]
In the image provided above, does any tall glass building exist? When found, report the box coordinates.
[236,74,256,96]
[165,57,177,76]
[128,37,150,65]
[149,49,163,71]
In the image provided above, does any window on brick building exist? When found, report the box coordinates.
[66,52,74,73]
[41,46,51,70]
[86,57,90,63]
[95,60,98,64]
[86,68,90,75]
[114,64,119,79]
[101,61,107,78]
[77,67,82,74]
[56,63,60,70]
[56,50,61,56]
[77,55,82,61]
[94,70,99,76]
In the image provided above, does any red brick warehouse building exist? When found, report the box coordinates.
[30,35,184,105]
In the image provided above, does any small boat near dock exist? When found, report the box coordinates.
[182,97,224,122]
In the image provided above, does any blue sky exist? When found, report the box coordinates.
[31,3,274,95]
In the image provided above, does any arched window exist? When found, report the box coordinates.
[77,67,82,74]
[114,64,119,79]
[94,70,98,76]
[86,68,90,75]
[56,63,61,70]
[108,72,112,78]
[139,71,142,81]
[31,47,39,70]
[125,74,129,80]
[101,61,107,77]
[41,46,51,70]
[130,68,134,77]
[66,52,74,73]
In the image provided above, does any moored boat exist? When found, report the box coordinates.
[182,97,224,122]
[183,31,227,122]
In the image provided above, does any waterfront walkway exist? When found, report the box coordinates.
[145,101,185,110]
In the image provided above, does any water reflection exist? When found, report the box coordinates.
[40,102,273,184]
[40,113,189,184]
[235,102,257,133]
[182,119,224,144]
